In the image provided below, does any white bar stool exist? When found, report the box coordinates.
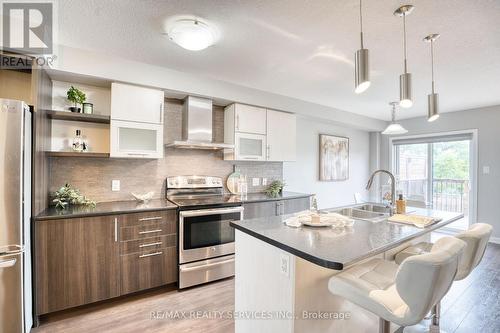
[395,223,493,332]
[328,237,466,333]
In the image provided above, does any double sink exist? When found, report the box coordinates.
[325,203,391,223]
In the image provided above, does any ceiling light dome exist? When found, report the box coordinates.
[167,19,216,51]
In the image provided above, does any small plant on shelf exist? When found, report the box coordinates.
[66,86,86,113]
[264,180,285,197]
[52,183,96,209]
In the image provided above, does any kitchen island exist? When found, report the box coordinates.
[230,207,463,333]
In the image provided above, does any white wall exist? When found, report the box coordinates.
[379,105,500,241]
[283,116,370,209]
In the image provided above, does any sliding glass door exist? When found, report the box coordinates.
[393,133,473,231]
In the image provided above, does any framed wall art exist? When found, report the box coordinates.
[319,134,349,181]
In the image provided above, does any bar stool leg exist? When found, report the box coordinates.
[379,318,391,333]
[430,302,446,333]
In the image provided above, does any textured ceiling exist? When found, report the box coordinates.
[57,0,500,121]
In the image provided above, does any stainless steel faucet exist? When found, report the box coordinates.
[366,169,396,215]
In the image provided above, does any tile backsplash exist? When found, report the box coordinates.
[48,99,283,203]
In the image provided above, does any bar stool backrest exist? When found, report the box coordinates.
[453,223,493,280]
[395,237,466,323]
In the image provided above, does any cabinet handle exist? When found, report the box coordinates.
[139,229,162,235]
[266,145,270,159]
[114,218,118,242]
[139,241,163,248]
[160,103,163,123]
[243,156,259,160]
[236,114,240,130]
[138,216,163,222]
[139,251,163,258]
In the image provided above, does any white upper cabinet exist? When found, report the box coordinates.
[111,83,164,124]
[110,120,163,159]
[224,103,296,162]
[110,83,164,158]
[233,104,267,134]
[266,110,296,161]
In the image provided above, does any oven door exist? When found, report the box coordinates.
[179,206,243,264]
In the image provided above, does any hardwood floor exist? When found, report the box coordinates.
[32,279,235,333]
[33,243,500,333]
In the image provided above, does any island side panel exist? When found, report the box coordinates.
[235,230,295,333]
[293,256,387,333]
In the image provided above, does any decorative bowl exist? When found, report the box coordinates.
[131,191,154,202]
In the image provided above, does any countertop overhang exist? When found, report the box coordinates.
[230,207,464,270]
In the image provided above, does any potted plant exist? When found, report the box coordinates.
[66,86,86,112]
[52,183,96,209]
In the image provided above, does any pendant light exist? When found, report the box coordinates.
[382,102,408,135]
[424,33,440,122]
[355,0,370,94]
[394,5,414,108]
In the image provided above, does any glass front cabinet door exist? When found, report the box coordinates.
[110,120,163,158]
[234,132,266,161]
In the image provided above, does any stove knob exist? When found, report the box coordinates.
[211,247,216,251]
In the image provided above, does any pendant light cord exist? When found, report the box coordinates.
[403,14,408,73]
[431,40,435,93]
[359,0,364,48]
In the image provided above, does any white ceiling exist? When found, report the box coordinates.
[57,0,500,121]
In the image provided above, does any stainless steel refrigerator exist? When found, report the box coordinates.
[0,99,32,333]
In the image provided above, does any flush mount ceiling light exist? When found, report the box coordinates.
[166,19,216,51]
[424,33,441,122]
[394,5,415,108]
[354,0,370,94]
[382,102,408,135]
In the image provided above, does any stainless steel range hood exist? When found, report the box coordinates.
[165,96,234,150]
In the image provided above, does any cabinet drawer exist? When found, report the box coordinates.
[120,234,176,255]
[120,222,174,241]
[120,247,177,294]
[120,210,176,227]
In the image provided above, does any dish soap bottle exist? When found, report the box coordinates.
[396,194,406,214]
[72,130,84,152]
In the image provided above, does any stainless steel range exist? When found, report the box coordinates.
[166,176,243,289]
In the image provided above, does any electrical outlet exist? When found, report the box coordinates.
[262,178,268,186]
[280,252,290,277]
[111,180,120,191]
[483,166,490,174]
[252,177,260,186]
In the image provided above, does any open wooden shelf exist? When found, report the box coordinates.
[46,151,110,158]
[46,110,110,124]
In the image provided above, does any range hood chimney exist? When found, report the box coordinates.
[165,96,234,150]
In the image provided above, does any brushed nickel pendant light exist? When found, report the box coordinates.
[382,102,408,135]
[355,0,370,94]
[424,33,440,122]
[394,5,414,108]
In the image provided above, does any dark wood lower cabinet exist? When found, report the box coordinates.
[120,247,177,294]
[283,197,311,214]
[35,209,178,315]
[243,196,311,220]
[35,216,120,315]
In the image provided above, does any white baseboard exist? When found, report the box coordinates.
[490,237,500,245]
